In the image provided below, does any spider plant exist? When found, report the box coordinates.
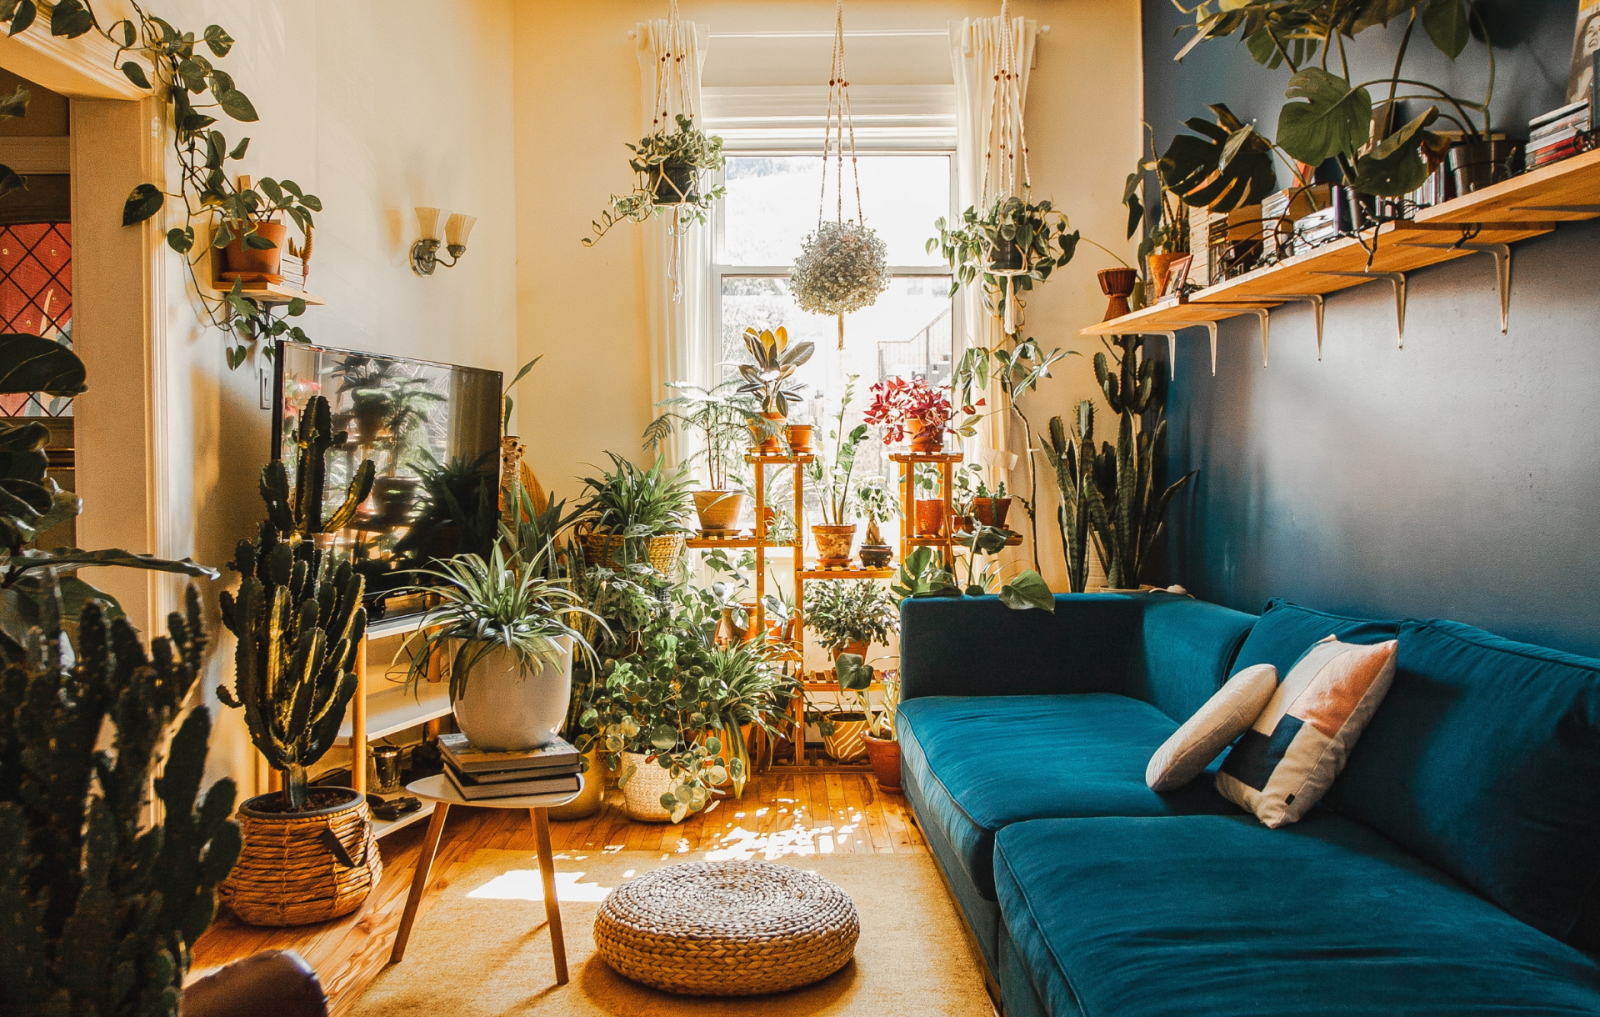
[577,452,694,537]
[394,544,603,702]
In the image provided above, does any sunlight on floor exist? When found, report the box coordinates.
[467,868,614,902]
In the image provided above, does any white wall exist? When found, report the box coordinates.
[511,0,1143,588]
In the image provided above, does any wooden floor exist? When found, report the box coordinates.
[190,768,926,1016]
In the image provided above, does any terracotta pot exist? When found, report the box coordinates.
[223,221,288,283]
[751,412,785,453]
[548,746,604,821]
[785,423,814,454]
[739,602,762,644]
[812,523,857,566]
[832,640,869,662]
[972,496,1012,528]
[914,499,945,537]
[693,489,746,532]
[1146,251,1182,298]
[907,418,944,454]
[859,544,893,569]
[864,734,902,792]
[952,515,974,534]
[821,712,869,762]
[1097,267,1138,321]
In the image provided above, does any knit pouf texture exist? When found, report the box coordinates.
[593,860,860,996]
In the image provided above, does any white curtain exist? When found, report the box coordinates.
[950,15,1037,479]
[638,19,714,467]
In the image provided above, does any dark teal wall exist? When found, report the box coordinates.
[1143,1,1600,656]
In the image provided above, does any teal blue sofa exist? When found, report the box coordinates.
[898,593,1600,1017]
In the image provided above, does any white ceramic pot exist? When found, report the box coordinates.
[620,751,675,822]
[451,636,572,751]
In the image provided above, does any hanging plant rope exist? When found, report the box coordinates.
[584,0,725,300]
[790,0,890,350]
[981,0,1034,334]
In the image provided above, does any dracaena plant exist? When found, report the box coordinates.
[0,0,328,369]
[1162,0,1491,255]
[735,326,814,418]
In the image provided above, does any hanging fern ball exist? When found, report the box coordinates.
[791,219,890,318]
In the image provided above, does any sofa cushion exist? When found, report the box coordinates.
[1146,662,1276,791]
[994,814,1600,1017]
[1326,618,1600,949]
[897,694,1235,900]
[1122,593,1258,723]
[1234,598,1399,678]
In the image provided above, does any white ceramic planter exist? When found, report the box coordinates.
[620,751,676,822]
[451,636,572,751]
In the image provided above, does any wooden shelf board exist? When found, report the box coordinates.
[889,452,963,463]
[373,798,436,839]
[744,452,815,464]
[685,535,790,549]
[1083,152,1600,337]
[204,279,327,307]
[338,680,451,743]
[797,565,895,580]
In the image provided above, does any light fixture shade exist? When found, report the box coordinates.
[445,213,477,248]
[415,206,442,242]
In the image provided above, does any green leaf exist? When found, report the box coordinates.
[299,194,322,212]
[215,87,258,123]
[1158,105,1277,214]
[649,723,678,751]
[242,231,276,250]
[8,1,34,36]
[228,136,250,160]
[1122,170,1144,240]
[287,297,306,316]
[119,61,151,89]
[0,334,85,395]
[177,57,209,93]
[166,226,194,254]
[48,0,91,38]
[999,569,1055,612]
[1422,0,1468,59]
[835,652,874,692]
[258,176,284,205]
[5,547,219,580]
[1349,108,1438,197]
[1276,67,1373,167]
[203,24,234,57]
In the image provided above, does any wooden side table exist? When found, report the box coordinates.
[390,774,583,983]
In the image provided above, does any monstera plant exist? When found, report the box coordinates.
[1162,0,1490,221]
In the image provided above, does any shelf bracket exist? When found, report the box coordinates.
[1398,241,1512,334]
[1149,331,1179,379]
[1202,320,1218,376]
[1314,271,1407,348]
[1270,294,1327,360]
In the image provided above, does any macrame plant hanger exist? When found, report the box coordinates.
[819,0,866,350]
[981,0,1032,336]
[650,0,697,302]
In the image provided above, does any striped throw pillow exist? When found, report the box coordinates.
[1217,636,1398,828]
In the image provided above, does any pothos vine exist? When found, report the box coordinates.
[1,0,320,369]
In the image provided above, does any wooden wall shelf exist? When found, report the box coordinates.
[1082,149,1600,359]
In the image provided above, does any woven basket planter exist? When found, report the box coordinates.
[219,787,382,927]
[580,532,685,575]
[594,860,859,995]
[620,751,677,823]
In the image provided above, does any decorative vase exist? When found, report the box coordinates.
[859,543,892,569]
[972,496,1012,528]
[914,499,945,537]
[785,423,814,454]
[822,712,869,762]
[219,787,381,927]
[907,418,944,454]
[549,746,605,821]
[986,239,1024,272]
[222,220,289,283]
[451,637,572,751]
[1146,251,1182,298]
[693,489,746,533]
[1098,267,1138,320]
[812,523,857,567]
[864,734,902,792]
[620,751,676,822]
[752,412,785,453]
[1447,140,1524,195]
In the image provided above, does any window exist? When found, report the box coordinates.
[710,153,956,530]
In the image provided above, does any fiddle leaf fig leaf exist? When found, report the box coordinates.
[1276,67,1373,167]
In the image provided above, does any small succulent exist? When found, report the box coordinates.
[734,326,814,417]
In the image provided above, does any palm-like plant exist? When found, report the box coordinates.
[809,376,869,527]
[394,544,603,702]
[578,452,693,538]
[735,326,814,417]
[644,381,763,492]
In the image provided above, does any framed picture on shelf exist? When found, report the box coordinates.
[1161,253,1194,299]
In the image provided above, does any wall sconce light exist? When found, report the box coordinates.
[410,207,477,275]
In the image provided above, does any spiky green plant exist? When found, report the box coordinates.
[577,452,693,539]
[217,394,375,810]
[1040,401,1096,593]
[1083,336,1196,590]
[0,588,241,1017]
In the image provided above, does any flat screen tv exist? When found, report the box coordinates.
[272,340,501,617]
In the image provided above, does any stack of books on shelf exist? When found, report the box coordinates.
[1528,100,1591,170]
[278,249,308,290]
[439,732,582,801]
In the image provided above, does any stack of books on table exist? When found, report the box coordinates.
[1528,100,1591,170]
[439,732,582,801]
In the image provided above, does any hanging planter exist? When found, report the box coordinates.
[790,0,891,350]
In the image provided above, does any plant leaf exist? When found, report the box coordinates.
[122,183,164,226]
[48,0,91,38]
[999,569,1055,612]
[7,1,34,36]
[119,61,151,89]
[1276,67,1373,167]
[215,87,258,123]
[203,24,234,57]
[1350,107,1438,197]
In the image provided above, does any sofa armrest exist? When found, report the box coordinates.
[899,594,1145,701]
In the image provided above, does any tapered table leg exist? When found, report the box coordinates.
[390,802,450,963]
[531,807,568,985]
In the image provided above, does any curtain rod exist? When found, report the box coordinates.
[625,26,1050,39]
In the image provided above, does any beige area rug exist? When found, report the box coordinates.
[349,848,993,1016]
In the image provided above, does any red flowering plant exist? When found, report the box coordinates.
[864,377,956,445]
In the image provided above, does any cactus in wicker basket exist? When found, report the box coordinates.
[0,587,242,1017]
[218,395,375,810]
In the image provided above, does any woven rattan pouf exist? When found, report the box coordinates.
[593,860,860,996]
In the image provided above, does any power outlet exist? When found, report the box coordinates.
[259,367,272,410]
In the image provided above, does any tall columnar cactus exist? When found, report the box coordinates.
[0,588,241,1017]
[218,395,374,809]
[1041,400,1096,593]
[1083,336,1196,590]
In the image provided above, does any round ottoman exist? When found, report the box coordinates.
[593,860,860,996]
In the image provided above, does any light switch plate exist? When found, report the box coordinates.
[259,367,272,410]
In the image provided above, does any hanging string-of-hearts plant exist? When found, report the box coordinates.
[789,0,890,350]
[582,0,725,299]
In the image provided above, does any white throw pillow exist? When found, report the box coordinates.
[1146,664,1279,792]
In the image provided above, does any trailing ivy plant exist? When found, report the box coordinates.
[2,0,322,369]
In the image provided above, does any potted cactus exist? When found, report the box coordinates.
[216,395,382,927]
[734,326,814,452]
